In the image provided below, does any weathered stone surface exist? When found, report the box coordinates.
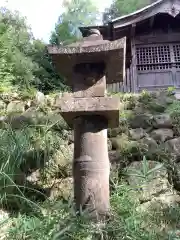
[150,128,174,142]
[49,177,73,201]
[130,113,153,129]
[56,96,120,128]
[35,91,45,105]
[53,146,73,167]
[73,76,106,97]
[137,193,180,213]
[7,101,25,113]
[108,127,124,138]
[108,138,112,151]
[26,170,41,184]
[153,114,172,128]
[165,137,180,158]
[110,136,124,150]
[175,93,180,100]
[153,91,174,106]
[7,107,46,129]
[140,137,158,153]
[73,116,110,217]
[108,151,120,163]
[45,95,55,106]
[110,135,141,160]
[126,161,168,202]
[47,36,126,85]
[129,128,146,140]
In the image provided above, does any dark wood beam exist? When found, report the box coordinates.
[149,16,155,29]
[131,23,136,37]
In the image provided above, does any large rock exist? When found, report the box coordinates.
[153,91,174,106]
[137,192,180,213]
[108,138,112,151]
[109,151,121,163]
[43,145,73,179]
[7,101,25,113]
[45,95,55,107]
[140,137,158,153]
[35,91,45,105]
[108,128,122,138]
[6,107,46,129]
[49,177,73,201]
[129,128,146,140]
[126,161,169,202]
[130,113,153,129]
[153,114,172,128]
[111,135,138,152]
[150,128,174,142]
[165,137,180,159]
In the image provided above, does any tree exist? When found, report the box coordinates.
[0,7,66,93]
[103,0,156,24]
[0,7,38,90]
[50,0,100,45]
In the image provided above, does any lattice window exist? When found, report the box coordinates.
[173,44,180,68]
[136,45,172,71]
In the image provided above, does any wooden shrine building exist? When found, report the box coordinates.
[80,0,180,93]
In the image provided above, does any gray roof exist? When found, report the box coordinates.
[111,0,180,28]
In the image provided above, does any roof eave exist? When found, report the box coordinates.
[110,0,180,29]
[111,0,163,24]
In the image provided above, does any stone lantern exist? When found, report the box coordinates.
[47,29,126,220]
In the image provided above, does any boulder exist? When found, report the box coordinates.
[53,145,73,167]
[165,137,180,158]
[44,145,73,179]
[150,129,174,142]
[35,91,45,105]
[7,101,25,113]
[26,170,41,184]
[153,114,172,128]
[137,192,180,213]
[153,91,174,106]
[110,135,137,151]
[130,113,153,129]
[108,138,112,151]
[108,151,121,163]
[6,107,46,129]
[49,177,73,201]
[129,128,146,140]
[45,95,55,107]
[108,128,122,138]
[126,161,169,202]
[140,137,158,153]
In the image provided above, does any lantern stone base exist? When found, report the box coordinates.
[55,96,120,128]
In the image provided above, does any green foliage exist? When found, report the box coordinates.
[7,182,180,239]
[50,0,100,45]
[0,7,66,93]
[126,156,164,182]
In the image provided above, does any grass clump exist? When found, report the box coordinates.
[6,182,180,240]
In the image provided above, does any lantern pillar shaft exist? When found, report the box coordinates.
[73,115,110,219]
